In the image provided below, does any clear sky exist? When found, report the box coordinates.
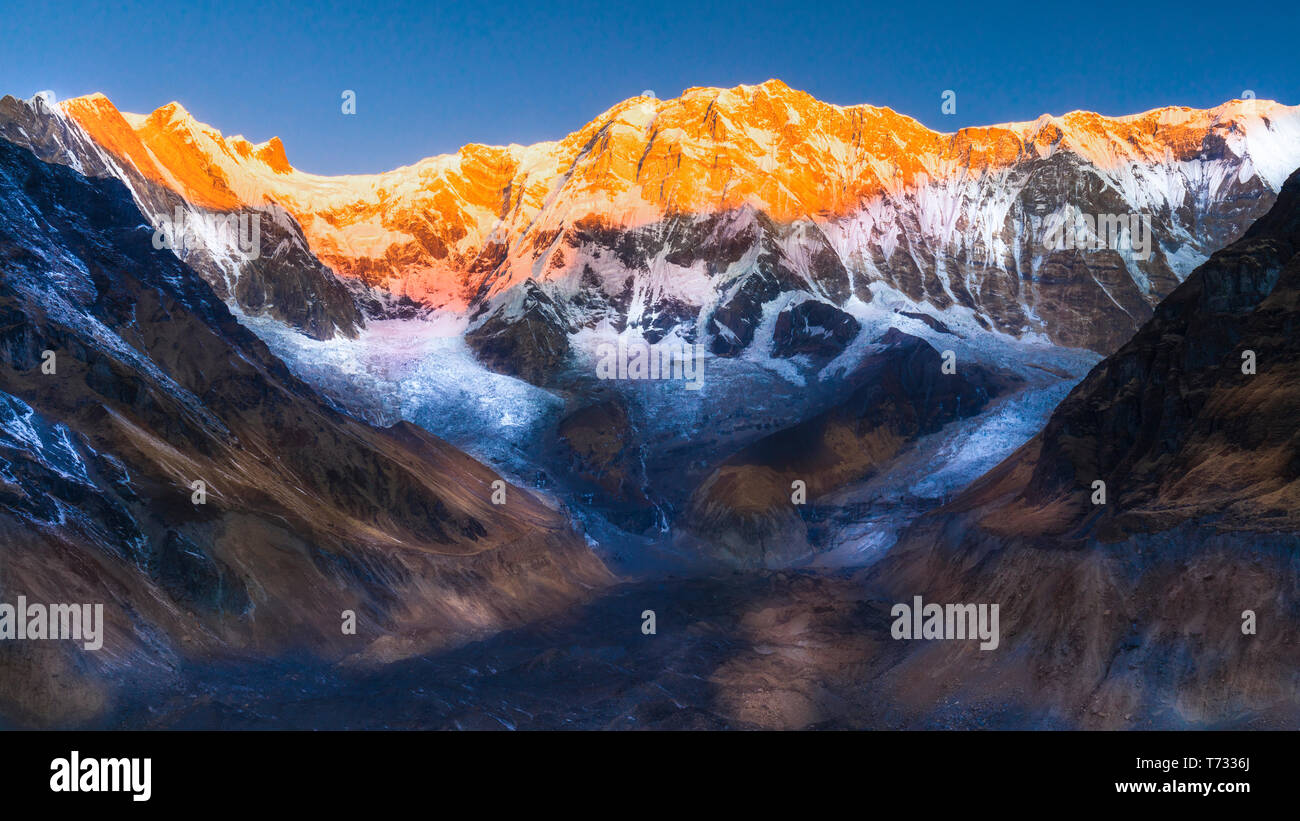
[5,0,1297,175]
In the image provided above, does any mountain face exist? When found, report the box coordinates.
[2,76,1297,730]
[49,82,1300,373]
[864,167,1300,728]
[1010,168,1300,538]
[0,134,609,727]
[0,94,364,342]
[18,83,1296,563]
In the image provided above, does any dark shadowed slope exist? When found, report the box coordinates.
[864,166,1300,728]
[0,138,609,727]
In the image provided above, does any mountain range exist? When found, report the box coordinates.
[1,81,1298,728]
[41,81,1300,358]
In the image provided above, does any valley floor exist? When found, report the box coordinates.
[88,570,961,730]
[83,315,1110,730]
[95,564,1276,731]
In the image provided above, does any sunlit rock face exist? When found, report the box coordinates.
[43,83,1300,371]
[0,94,363,343]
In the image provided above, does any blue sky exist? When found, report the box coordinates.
[5,0,1297,174]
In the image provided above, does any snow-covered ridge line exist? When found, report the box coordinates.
[23,84,1300,361]
[52,85,1300,309]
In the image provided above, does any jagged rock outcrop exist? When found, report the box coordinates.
[772,299,861,361]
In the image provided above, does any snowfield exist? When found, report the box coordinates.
[235,310,566,474]
[232,277,1099,571]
